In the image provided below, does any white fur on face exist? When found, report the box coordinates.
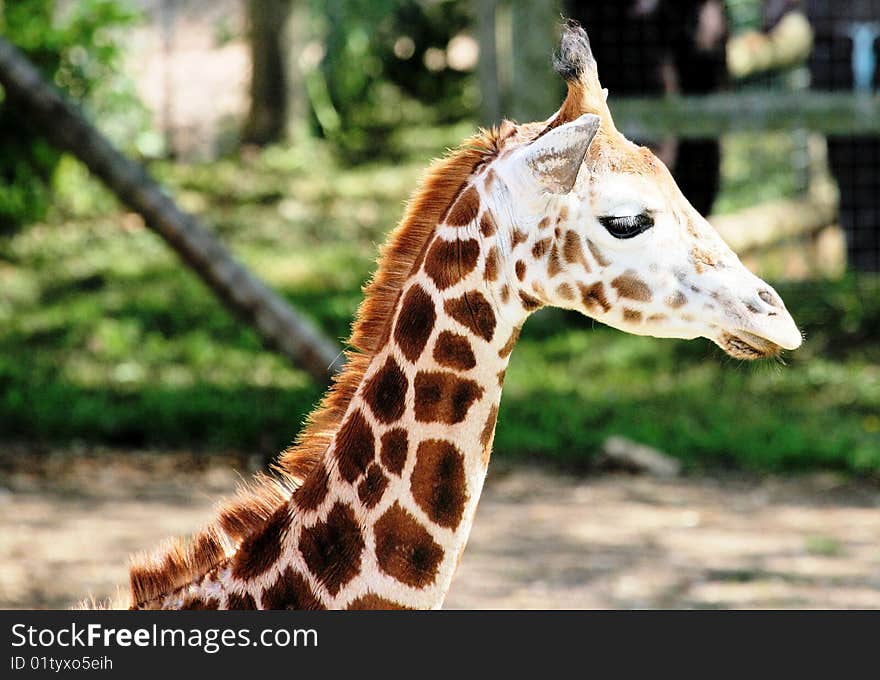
[499,140,801,359]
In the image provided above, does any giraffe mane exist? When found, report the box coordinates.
[125,126,508,609]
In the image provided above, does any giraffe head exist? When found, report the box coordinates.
[489,22,801,359]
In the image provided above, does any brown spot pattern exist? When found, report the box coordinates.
[515,260,526,281]
[347,593,410,610]
[498,326,521,359]
[181,595,219,610]
[691,245,718,272]
[414,371,483,424]
[394,285,436,362]
[380,429,408,476]
[519,290,543,311]
[579,282,611,313]
[479,212,497,237]
[363,357,408,424]
[480,405,499,467]
[299,502,364,596]
[231,504,290,580]
[532,238,551,259]
[334,409,375,484]
[556,282,574,300]
[433,330,476,370]
[563,231,590,271]
[424,237,480,290]
[623,309,643,323]
[587,239,610,267]
[262,566,324,610]
[500,285,510,304]
[611,273,653,302]
[374,503,444,588]
[227,591,257,610]
[444,185,480,226]
[538,216,551,230]
[666,291,688,308]
[483,246,499,282]
[548,243,563,277]
[444,291,496,342]
[358,463,389,509]
[647,313,668,323]
[511,229,528,247]
[293,463,330,511]
[532,281,547,300]
[411,439,468,530]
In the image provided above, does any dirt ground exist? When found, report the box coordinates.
[1,447,879,610]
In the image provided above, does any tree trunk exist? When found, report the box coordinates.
[0,37,342,383]
[510,0,561,122]
[243,0,292,146]
[476,0,501,126]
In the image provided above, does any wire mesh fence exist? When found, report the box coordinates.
[559,0,880,275]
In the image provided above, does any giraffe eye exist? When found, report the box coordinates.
[599,212,654,239]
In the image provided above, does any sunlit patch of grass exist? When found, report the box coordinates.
[805,536,844,557]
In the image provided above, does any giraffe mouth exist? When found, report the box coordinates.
[718,331,783,360]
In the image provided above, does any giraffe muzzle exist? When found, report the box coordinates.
[716,291,802,359]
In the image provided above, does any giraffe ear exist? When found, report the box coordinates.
[521,114,600,194]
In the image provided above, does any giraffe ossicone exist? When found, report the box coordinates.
[109,21,800,611]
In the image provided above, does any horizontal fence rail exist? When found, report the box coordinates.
[610,91,880,138]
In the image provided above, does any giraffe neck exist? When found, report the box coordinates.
[153,169,534,610]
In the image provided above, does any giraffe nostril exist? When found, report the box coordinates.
[757,289,781,309]
[744,294,778,316]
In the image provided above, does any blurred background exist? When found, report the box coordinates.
[0,0,878,609]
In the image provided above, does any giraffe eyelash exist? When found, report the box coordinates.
[598,212,654,239]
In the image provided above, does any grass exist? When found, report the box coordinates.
[1,125,878,472]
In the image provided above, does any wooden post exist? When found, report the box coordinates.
[509,0,561,122]
[243,0,293,145]
[475,0,501,126]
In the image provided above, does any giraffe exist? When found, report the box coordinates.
[114,21,801,610]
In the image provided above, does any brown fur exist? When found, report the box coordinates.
[548,243,563,277]
[374,502,444,587]
[579,281,611,313]
[519,290,543,311]
[380,428,409,476]
[587,239,610,267]
[394,285,437,362]
[479,211,497,237]
[623,309,643,323]
[126,128,505,609]
[413,371,484,425]
[483,246,499,282]
[563,230,590,271]
[262,566,325,610]
[444,291,497,342]
[611,272,653,302]
[347,593,410,610]
[480,405,499,467]
[498,326,521,359]
[357,463,389,509]
[299,501,365,596]
[556,282,575,300]
[433,330,477,371]
[410,439,468,530]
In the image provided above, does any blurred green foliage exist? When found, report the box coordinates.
[0,0,145,230]
[1,129,877,472]
[311,0,477,160]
